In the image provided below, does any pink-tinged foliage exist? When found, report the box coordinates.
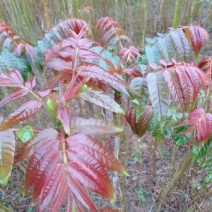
[198,56,212,80]
[182,25,209,57]
[0,89,28,107]
[0,22,21,48]
[162,61,210,111]
[15,131,127,212]
[57,107,70,135]
[96,17,130,47]
[15,128,59,162]
[70,117,121,134]
[36,89,52,98]
[77,63,130,95]
[123,68,143,78]
[15,43,34,58]
[179,107,212,144]
[0,129,15,185]
[0,70,24,87]
[56,18,89,38]
[126,106,152,137]
[0,100,42,130]
[24,76,36,89]
[119,46,141,63]
[79,87,125,114]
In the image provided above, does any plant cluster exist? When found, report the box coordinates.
[0,16,212,211]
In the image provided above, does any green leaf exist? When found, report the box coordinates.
[16,125,34,143]
[0,129,15,185]
[193,137,212,162]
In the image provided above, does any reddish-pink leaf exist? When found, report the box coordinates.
[15,43,34,58]
[0,100,42,131]
[184,65,200,103]
[175,66,194,111]
[0,89,28,107]
[163,69,184,109]
[0,22,22,48]
[15,128,58,162]
[198,56,212,79]
[0,129,15,185]
[96,17,129,47]
[123,68,143,78]
[119,46,141,62]
[57,107,70,135]
[31,150,61,203]
[23,140,60,197]
[183,25,209,58]
[70,117,121,134]
[39,164,65,212]
[67,149,114,200]
[179,107,212,144]
[66,169,98,212]
[36,89,52,97]
[77,62,130,95]
[0,70,23,87]
[24,76,36,89]
[126,106,152,137]
[66,133,127,174]
[22,131,127,211]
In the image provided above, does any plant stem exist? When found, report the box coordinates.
[157,149,193,212]
[151,138,159,176]
[172,0,182,28]
[112,92,122,208]
[185,156,206,185]
[171,145,179,168]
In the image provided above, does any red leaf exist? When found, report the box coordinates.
[22,131,127,211]
[57,107,70,135]
[67,150,114,200]
[0,70,23,87]
[24,77,36,89]
[0,89,28,107]
[77,62,130,96]
[183,25,209,57]
[96,17,129,47]
[126,106,152,137]
[123,68,143,78]
[15,43,34,58]
[163,69,184,110]
[66,133,127,174]
[70,117,121,134]
[15,128,58,162]
[24,140,60,199]
[36,89,52,97]
[198,56,212,79]
[0,100,42,131]
[179,107,212,144]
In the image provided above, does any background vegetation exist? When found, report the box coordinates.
[0,0,212,46]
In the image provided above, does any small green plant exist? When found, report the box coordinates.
[132,139,146,164]
[135,188,150,204]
